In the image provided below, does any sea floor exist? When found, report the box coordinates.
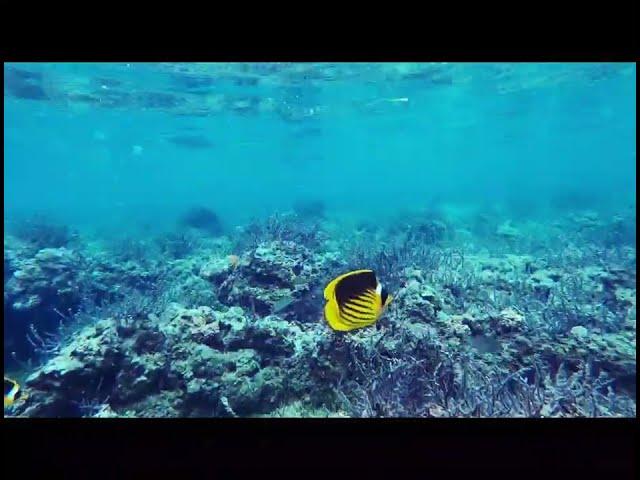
[3,206,636,417]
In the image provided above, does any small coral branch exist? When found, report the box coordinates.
[26,323,62,357]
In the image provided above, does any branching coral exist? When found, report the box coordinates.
[234,213,326,252]
[11,215,75,249]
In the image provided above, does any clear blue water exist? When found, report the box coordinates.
[5,63,636,235]
[3,62,637,418]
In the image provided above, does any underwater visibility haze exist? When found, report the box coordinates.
[3,62,636,417]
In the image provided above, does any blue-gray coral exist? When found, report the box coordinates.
[4,207,636,418]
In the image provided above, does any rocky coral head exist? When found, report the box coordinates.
[11,214,74,249]
[179,206,223,236]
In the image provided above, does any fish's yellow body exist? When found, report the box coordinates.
[4,377,21,409]
[323,269,393,332]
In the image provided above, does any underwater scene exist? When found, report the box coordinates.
[3,62,636,418]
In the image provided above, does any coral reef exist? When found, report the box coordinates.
[5,247,81,312]
[13,303,318,417]
[4,205,636,418]
[213,240,335,320]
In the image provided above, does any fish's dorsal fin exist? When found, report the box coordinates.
[324,269,374,301]
[334,270,378,310]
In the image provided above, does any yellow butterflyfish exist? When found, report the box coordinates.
[323,269,393,332]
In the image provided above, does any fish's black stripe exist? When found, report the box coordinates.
[356,293,376,303]
[341,311,371,324]
[339,312,362,324]
[351,315,376,325]
[345,301,374,313]
[344,302,375,315]
[335,270,378,309]
[349,297,375,308]
[344,304,376,319]
[342,315,372,326]
[341,306,371,319]
[343,306,375,319]
[337,310,361,326]
[354,295,376,306]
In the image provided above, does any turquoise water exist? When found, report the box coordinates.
[5,63,636,234]
[3,63,637,418]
